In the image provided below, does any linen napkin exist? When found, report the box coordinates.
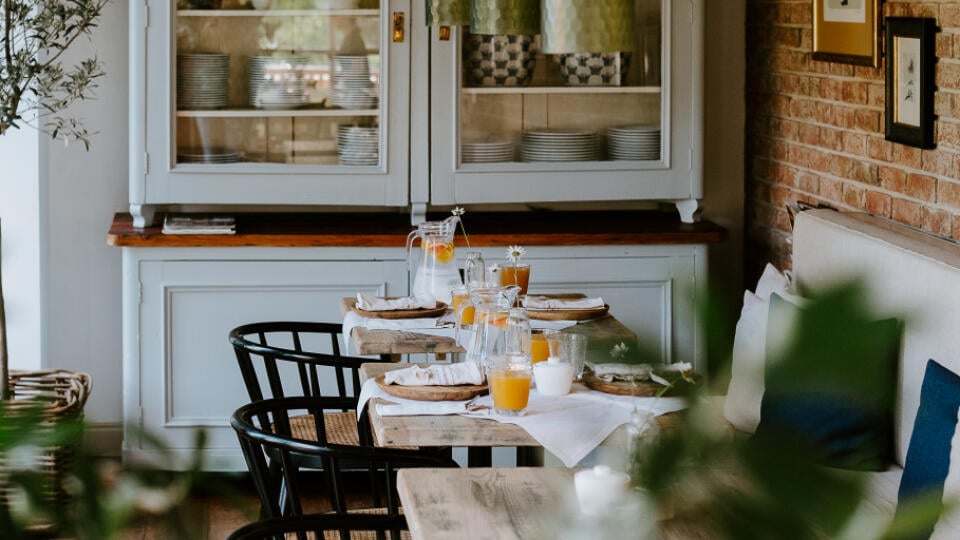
[590,361,694,386]
[523,295,605,310]
[383,362,484,386]
[356,293,436,311]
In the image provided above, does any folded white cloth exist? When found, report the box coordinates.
[356,293,437,311]
[377,402,469,416]
[523,296,605,310]
[590,362,694,385]
[383,362,485,386]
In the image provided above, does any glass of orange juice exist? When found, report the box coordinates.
[487,353,532,416]
[498,264,531,295]
[529,329,558,364]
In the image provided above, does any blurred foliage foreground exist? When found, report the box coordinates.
[632,282,944,540]
[0,281,948,539]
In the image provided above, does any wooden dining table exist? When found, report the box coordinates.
[396,467,711,540]
[359,362,686,467]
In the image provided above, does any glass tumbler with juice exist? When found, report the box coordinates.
[488,353,532,416]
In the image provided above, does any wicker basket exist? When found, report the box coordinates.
[0,369,92,522]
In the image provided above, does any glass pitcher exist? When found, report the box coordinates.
[406,216,463,304]
[458,285,522,366]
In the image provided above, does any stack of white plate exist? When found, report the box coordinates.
[330,55,377,110]
[177,53,229,110]
[607,124,660,160]
[177,147,244,164]
[337,125,379,165]
[462,140,513,163]
[248,55,309,110]
[520,129,599,162]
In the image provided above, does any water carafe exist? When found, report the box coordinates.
[407,216,463,303]
[459,285,521,366]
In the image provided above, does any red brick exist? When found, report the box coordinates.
[841,132,867,156]
[942,5,960,28]
[868,137,892,161]
[893,144,923,169]
[938,63,960,90]
[866,190,892,217]
[796,172,820,194]
[906,173,937,202]
[797,123,819,145]
[820,177,843,201]
[842,81,869,104]
[921,150,957,177]
[867,83,885,108]
[854,109,882,133]
[891,198,923,228]
[879,166,907,192]
[843,184,867,209]
[820,78,843,101]
[938,180,960,209]
[922,207,952,237]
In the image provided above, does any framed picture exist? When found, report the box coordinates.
[813,0,880,66]
[885,18,936,149]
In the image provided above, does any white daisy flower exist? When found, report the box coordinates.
[505,245,526,264]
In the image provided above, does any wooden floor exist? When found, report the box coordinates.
[117,473,369,540]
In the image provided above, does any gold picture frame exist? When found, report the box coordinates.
[813,0,880,66]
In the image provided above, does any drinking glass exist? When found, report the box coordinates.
[463,251,487,287]
[487,353,532,416]
[547,333,589,381]
[499,263,531,295]
[530,328,558,364]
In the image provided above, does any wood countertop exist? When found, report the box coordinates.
[107,211,727,248]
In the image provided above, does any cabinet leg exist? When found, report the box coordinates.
[410,203,427,225]
[130,204,157,228]
[675,199,699,224]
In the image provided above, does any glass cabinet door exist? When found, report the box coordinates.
[132,0,410,226]
[427,0,703,222]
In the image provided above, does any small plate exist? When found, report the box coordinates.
[353,300,448,319]
[526,304,609,321]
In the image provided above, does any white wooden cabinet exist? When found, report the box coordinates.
[123,247,407,469]
[129,0,410,227]
[121,243,704,469]
[423,0,704,222]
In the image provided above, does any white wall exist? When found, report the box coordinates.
[0,1,129,453]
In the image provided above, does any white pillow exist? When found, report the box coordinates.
[723,264,792,433]
[931,407,960,539]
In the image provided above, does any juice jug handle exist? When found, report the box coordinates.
[406,229,421,274]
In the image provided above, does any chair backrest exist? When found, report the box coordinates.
[231,396,458,521]
[229,321,389,405]
[227,513,407,540]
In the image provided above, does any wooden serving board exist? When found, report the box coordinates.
[582,371,699,397]
[375,374,487,401]
[353,301,448,320]
[526,304,609,321]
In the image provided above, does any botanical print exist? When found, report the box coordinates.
[895,36,921,128]
[823,0,866,23]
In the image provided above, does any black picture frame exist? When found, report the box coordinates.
[885,18,937,149]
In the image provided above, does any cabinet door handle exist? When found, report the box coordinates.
[393,11,405,42]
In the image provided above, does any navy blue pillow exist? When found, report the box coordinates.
[753,293,900,471]
[897,359,960,530]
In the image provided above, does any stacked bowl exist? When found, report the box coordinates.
[248,55,309,110]
[607,124,660,161]
[464,34,537,87]
[336,125,379,165]
[176,53,229,110]
[330,55,378,110]
[557,52,631,86]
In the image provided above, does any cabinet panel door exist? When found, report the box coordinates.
[132,0,411,223]
[528,255,697,368]
[132,259,406,470]
[427,0,703,210]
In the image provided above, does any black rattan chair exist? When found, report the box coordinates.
[229,321,391,448]
[227,513,408,540]
[232,397,457,530]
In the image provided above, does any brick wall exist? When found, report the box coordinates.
[745,0,960,278]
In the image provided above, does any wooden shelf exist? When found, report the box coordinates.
[176,108,378,118]
[107,211,728,248]
[177,9,378,17]
[461,86,661,95]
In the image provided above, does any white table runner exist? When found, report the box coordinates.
[356,378,687,467]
